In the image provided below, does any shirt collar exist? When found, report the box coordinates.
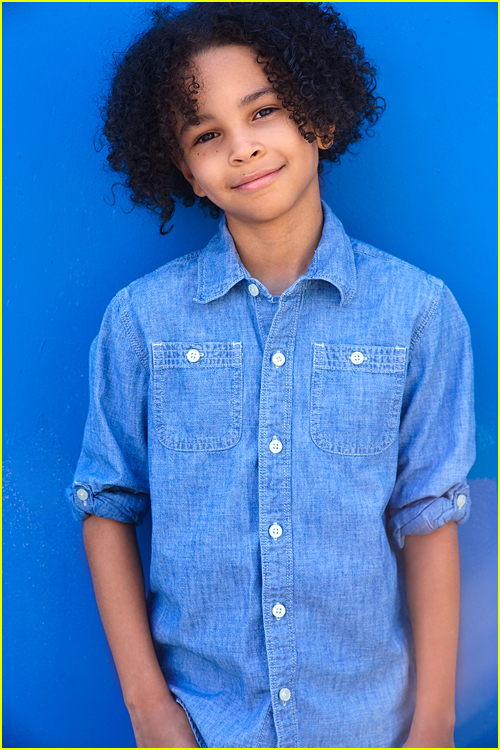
[194,201,356,306]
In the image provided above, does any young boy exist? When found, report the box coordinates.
[67,4,475,748]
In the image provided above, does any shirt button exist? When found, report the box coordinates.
[350,351,365,365]
[269,438,283,454]
[272,603,286,619]
[269,523,283,539]
[186,349,201,363]
[248,283,259,297]
[76,488,88,503]
[272,351,286,367]
[457,494,467,508]
[279,687,291,703]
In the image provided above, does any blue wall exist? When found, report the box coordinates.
[3,3,497,747]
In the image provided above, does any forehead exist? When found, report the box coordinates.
[175,44,279,141]
[189,45,270,101]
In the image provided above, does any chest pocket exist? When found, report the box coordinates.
[152,342,243,451]
[310,343,407,455]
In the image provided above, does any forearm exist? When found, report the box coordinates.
[82,515,173,714]
[403,521,459,746]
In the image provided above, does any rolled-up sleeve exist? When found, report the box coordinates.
[387,283,475,549]
[66,289,150,525]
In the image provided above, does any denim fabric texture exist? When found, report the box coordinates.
[68,203,475,748]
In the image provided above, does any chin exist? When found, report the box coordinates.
[241,197,297,221]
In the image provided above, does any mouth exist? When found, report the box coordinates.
[232,166,284,191]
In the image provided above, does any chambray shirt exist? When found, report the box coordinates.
[68,203,475,749]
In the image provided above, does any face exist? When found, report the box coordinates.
[175,45,331,228]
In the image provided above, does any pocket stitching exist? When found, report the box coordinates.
[310,343,406,456]
[153,342,243,452]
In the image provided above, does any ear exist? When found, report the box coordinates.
[172,157,207,198]
[317,124,336,150]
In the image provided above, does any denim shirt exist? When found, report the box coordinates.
[68,203,475,749]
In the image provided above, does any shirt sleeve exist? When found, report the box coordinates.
[387,282,475,549]
[66,289,150,525]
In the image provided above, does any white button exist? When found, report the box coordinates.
[272,603,286,619]
[186,349,201,363]
[269,438,283,454]
[76,488,88,503]
[279,687,291,703]
[350,351,365,365]
[248,283,259,297]
[272,351,286,367]
[457,494,467,508]
[269,523,283,539]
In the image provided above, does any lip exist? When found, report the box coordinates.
[232,166,284,191]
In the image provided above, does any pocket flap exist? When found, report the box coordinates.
[313,344,406,373]
[153,341,242,369]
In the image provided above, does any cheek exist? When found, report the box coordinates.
[273,125,317,157]
[291,140,319,171]
[193,167,226,201]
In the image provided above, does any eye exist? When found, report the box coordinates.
[254,106,278,120]
[194,131,219,145]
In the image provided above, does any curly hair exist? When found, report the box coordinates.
[103,2,384,232]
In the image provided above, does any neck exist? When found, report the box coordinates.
[226,192,324,296]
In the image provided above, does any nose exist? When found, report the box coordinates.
[228,128,265,164]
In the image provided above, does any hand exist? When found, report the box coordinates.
[130,695,200,748]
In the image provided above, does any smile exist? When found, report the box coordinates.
[232,166,284,191]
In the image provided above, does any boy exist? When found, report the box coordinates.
[68,4,475,748]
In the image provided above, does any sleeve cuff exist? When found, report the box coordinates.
[66,482,150,525]
[388,485,470,549]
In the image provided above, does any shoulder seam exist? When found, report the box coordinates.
[350,240,446,353]
[352,240,440,283]
[409,281,444,353]
[124,248,203,295]
[116,291,150,374]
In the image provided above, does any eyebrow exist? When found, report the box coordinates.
[179,87,277,137]
[239,86,276,108]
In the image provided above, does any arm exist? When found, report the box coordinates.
[83,514,198,749]
[402,521,459,748]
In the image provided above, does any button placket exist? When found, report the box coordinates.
[272,603,286,619]
[269,436,283,454]
[257,294,301,748]
[279,687,291,705]
[269,523,283,539]
[272,351,286,367]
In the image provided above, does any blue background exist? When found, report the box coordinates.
[3,2,497,747]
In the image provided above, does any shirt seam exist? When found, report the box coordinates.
[256,703,273,747]
[409,281,444,354]
[126,248,202,294]
[351,241,441,280]
[118,294,150,374]
[197,251,206,301]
